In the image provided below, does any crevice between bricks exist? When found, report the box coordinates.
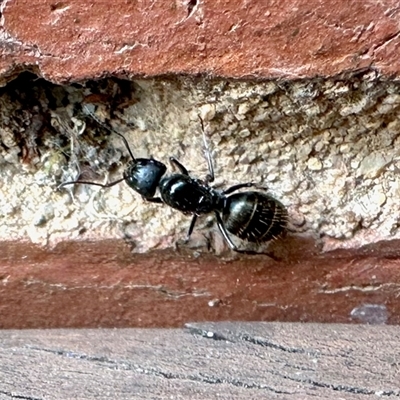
[318,283,400,294]
[372,30,400,54]
[21,279,211,299]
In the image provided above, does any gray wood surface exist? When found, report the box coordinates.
[0,323,398,399]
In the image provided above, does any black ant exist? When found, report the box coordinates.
[60,114,288,253]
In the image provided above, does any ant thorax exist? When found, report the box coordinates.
[159,174,216,215]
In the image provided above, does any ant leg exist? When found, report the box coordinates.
[199,116,214,184]
[185,214,198,243]
[215,212,275,256]
[59,177,125,190]
[214,212,240,251]
[170,157,189,175]
[144,197,163,204]
[223,182,260,195]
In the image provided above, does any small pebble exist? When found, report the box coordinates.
[307,157,322,171]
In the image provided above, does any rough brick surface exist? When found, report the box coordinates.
[1,240,400,328]
[1,0,400,83]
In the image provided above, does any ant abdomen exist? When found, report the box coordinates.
[222,191,287,243]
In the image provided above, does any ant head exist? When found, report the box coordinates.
[123,158,167,199]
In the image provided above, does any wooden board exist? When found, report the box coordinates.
[0,323,398,399]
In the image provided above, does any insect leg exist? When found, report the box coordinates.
[215,211,273,256]
[185,214,198,242]
[214,212,240,251]
[144,197,163,204]
[170,157,189,175]
[223,182,259,195]
[198,116,214,184]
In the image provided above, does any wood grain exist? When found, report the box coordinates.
[0,323,398,399]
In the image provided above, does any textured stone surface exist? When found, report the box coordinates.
[0,323,399,398]
[2,73,400,254]
[1,0,400,83]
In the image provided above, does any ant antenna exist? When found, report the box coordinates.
[59,107,137,189]
[58,177,126,190]
[82,105,136,162]
[198,115,215,184]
